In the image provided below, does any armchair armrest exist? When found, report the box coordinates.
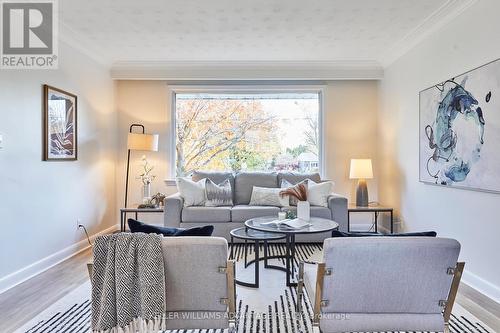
[164,193,184,228]
[297,260,326,327]
[226,260,236,325]
[328,193,348,232]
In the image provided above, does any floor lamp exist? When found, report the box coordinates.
[125,124,159,208]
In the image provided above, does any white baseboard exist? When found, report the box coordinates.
[0,224,119,294]
[462,270,500,303]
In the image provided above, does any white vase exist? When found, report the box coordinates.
[297,201,310,221]
[142,183,151,203]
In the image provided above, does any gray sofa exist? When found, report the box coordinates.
[164,171,348,242]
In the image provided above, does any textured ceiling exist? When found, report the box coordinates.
[59,0,461,64]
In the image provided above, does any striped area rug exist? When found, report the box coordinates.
[17,243,493,333]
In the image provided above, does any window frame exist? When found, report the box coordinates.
[169,85,325,178]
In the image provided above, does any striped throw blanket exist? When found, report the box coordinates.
[91,233,166,333]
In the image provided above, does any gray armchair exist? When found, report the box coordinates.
[297,237,464,333]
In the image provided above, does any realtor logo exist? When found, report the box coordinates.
[1,0,58,69]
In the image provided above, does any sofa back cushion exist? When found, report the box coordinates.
[234,172,278,205]
[278,172,321,185]
[192,171,234,199]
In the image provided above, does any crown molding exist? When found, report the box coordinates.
[59,22,111,67]
[379,0,478,67]
[110,60,384,80]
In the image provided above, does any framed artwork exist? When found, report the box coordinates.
[43,85,78,161]
[419,58,500,193]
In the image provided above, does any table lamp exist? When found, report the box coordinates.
[349,159,373,207]
[125,124,159,208]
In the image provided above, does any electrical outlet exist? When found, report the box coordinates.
[77,218,82,229]
[0,134,3,150]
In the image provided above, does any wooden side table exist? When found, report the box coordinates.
[120,207,164,232]
[347,204,394,234]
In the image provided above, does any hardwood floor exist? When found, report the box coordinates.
[0,249,92,333]
[1,248,499,333]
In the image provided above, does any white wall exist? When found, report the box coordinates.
[0,42,117,291]
[115,81,379,225]
[378,0,500,301]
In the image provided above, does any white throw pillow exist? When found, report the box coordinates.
[249,186,289,207]
[307,180,334,207]
[176,177,206,207]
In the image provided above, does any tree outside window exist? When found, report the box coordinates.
[175,93,320,176]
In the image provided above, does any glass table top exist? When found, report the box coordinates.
[245,216,339,234]
[230,227,286,240]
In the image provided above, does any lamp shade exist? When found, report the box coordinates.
[349,159,373,179]
[127,133,159,151]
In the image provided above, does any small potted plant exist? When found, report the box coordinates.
[279,183,310,221]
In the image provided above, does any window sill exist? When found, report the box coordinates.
[164,179,177,187]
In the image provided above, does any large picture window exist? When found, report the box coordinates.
[173,91,321,177]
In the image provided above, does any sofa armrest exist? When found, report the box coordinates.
[164,193,184,228]
[328,193,348,232]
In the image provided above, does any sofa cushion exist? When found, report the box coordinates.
[192,171,234,193]
[234,172,278,205]
[282,206,332,219]
[231,205,280,222]
[182,206,231,223]
[278,172,321,185]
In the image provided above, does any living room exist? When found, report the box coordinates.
[0,0,499,332]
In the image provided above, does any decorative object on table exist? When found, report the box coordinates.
[138,155,156,204]
[280,183,309,220]
[420,58,500,193]
[43,85,77,161]
[151,192,166,207]
[137,203,156,209]
[124,124,159,207]
[285,210,296,219]
[296,201,310,221]
[349,159,373,207]
[280,179,307,206]
[278,211,287,220]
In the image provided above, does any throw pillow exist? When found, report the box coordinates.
[331,230,437,237]
[176,177,207,207]
[174,225,214,236]
[205,178,233,207]
[280,179,308,206]
[306,179,333,207]
[128,219,214,237]
[249,186,289,207]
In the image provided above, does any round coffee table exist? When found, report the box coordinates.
[245,216,339,286]
[230,227,286,288]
